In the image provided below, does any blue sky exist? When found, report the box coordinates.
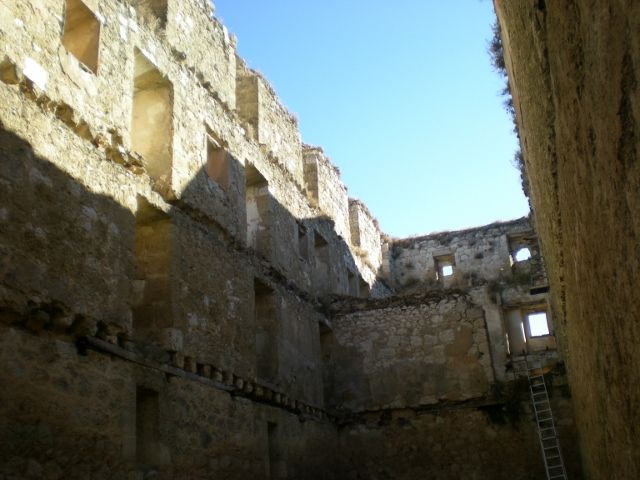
[214,0,528,238]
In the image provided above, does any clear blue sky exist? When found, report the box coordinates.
[214,0,529,238]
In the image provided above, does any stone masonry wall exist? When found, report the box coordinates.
[495,1,640,478]
[337,397,581,480]
[326,293,493,412]
[0,0,589,478]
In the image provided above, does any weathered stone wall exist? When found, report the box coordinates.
[495,1,640,478]
[326,293,493,412]
[389,217,538,291]
[349,198,383,274]
[0,327,339,480]
[337,393,582,480]
[387,219,556,381]
[0,0,365,475]
[236,60,304,187]
[0,0,589,478]
[303,146,351,244]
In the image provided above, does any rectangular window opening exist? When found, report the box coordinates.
[136,387,159,467]
[205,128,230,191]
[435,254,455,280]
[132,49,173,184]
[246,164,271,254]
[255,279,278,384]
[267,421,286,479]
[133,197,172,342]
[62,0,100,73]
[358,277,369,299]
[527,311,550,337]
[313,232,330,294]
[347,269,358,296]
[132,0,168,29]
[297,222,309,261]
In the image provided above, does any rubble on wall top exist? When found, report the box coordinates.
[392,216,532,248]
[328,289,470,316]
[235,56,299,127]
[349,198,380,229]
[303,144,342,176]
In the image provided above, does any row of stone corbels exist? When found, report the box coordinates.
[3,297,333,424]
[173,351,331,421]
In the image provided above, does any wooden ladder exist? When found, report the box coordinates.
[526,358,568,480]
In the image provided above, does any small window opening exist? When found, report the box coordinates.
[132,0,168,29]
[205,128,230,191]
[132,49,173,184]
[435,255,455,280]
[441,264,454,277]
[62,0,100,73]
[527,312,550,337]
[255,279,278,383]
[514,247,532,262]
[136,387,159,467]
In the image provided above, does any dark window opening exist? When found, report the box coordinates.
[347,269,357,296]
[267,421,286,478]
[313,232,330,294]
[205,128,230,191]
[133,197,171,342]
[136,387,159,467]
[297,222,309,261]
[255,279,278,383]
[358,277,369,299]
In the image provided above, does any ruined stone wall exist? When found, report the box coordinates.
[337,394,582,480]
[0,0,590,478]
[495,1,640,478]
[387,219,556,381]
[325,292,582,479]
[349,198,383,274]
[0,327,339,480]
[0,0,386,477]
[389,217,537,291]
[326,293,493,412]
